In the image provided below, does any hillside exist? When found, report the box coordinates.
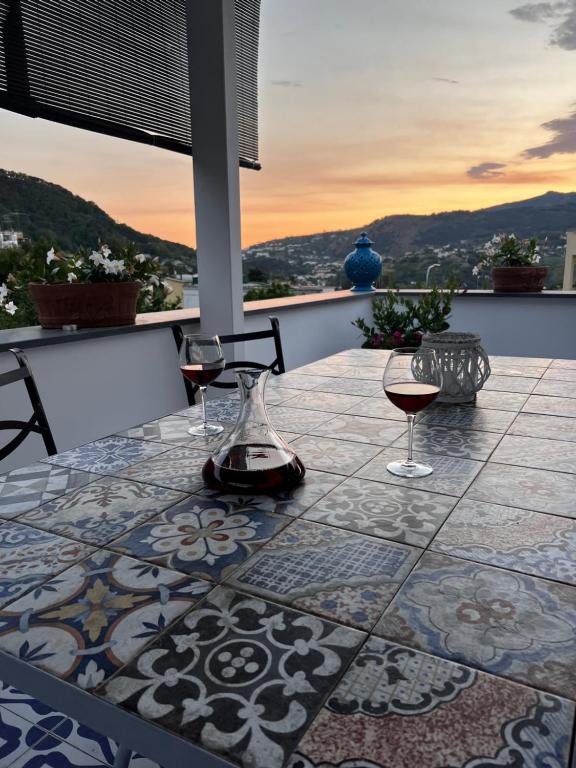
[0,170,196,273]
[244,191,576,288]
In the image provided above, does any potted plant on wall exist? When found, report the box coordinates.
[352,287,453,349]
[473,234,547,292]
[17,243,166,328]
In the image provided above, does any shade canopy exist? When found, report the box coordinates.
[0,0,261,169]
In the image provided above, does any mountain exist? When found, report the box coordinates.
[0,169,196,272]
[244,191,576,289]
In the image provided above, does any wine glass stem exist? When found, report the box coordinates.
[200,386,208,430]
[406,413,415,464]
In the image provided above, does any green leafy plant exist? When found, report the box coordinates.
[244,281,294,302]
[473,234,541,276]
[353,288,453,349]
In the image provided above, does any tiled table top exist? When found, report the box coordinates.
[1,349,576,768]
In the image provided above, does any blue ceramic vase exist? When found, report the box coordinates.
[344,233,381,292]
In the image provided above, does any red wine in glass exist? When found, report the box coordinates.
[203,443,306,493]
[181,361,225,387]
[384,382,440,413]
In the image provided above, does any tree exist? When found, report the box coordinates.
[244,281,294,302]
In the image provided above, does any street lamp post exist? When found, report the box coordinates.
[426,263,440,288]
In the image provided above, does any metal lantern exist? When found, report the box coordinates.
[417,331,491,404]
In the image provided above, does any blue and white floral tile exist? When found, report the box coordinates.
[419,405,516,433]
[266,406,336,433]
[309,414,406,447]
[466,463,576,517]
[0,550,212,690]
[310,377,382,397]
[289,435,382,476]
[18,477,185,547]
[0,521,94,609]
[113,446,207,493]
[391,425,502,461]
[109,495,292,582]
[373,551,576,700]
[430,498,576,585]
[490,434,576,474]
[0,464,99,520]
[355,448,484,497]
[176,396,241,424]
[303,477,456,548]
[43,437,171,475]
[0,706,50,765]
[288,638,575,768]
[100,585,364,768]
[281,390,367,415]
[197,469,345,519]
[267,373,334,391]
[227,518,420,631]
[0,681,65,728]
[118,415,232,452]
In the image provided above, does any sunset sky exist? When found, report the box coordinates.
[1,0,576,248]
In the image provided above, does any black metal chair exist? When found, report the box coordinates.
[0,348,57,462]
[172,316,286,406]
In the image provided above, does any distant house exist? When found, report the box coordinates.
[0,230,23,249]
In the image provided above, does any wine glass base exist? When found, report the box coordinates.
[386,460,433,478]
[188,423,224,437]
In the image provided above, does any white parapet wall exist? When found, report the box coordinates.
[1,289,575,471]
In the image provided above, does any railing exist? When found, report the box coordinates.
[1,288,575,471]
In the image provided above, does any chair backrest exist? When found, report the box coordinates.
[0,348,57,462]
[172,316,286,406]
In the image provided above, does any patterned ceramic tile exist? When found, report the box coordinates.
[266,405,336,432]
[0,464,98,520]
[0,707,47,765]
[177,397,241,424]
[431,498,576,584]
[466,462,576,517]
[114,446,208,493]
[282,391,367,414]
[198,469,344,519]
[474,389,528,412]
[290,436,382,475]
[303,477,456,548]
[0,682,65,728]
[227,519,420,630]
[268,373,334,390]
[509,413,576,442]
[355,448,484,497]
[374,551,576,699]
[10,735,109,767]
[119,415,232,449]
[18,477,185,546]
[523,395,576,417]
[44,437,170,475]
[490,435,576,474]
[311,378,382,396]
[101,585,364,768]
[489,366,547,379]
[289,638,574,768]
[491,356,552,367]
[392,425,502,461]
[345,396,406,421]
[420,405,516,433]
[0,521,93,608]
[0,550,211,690]
[483,375,538,393]
[534,379,576,398]
[309,414,406,446]
[295,363,356,378]
[551,359,576,370]
[264,386,308,405]
[110,495,291,581]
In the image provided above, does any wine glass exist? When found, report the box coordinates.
[383,347,442,477]
[179,334,225,436]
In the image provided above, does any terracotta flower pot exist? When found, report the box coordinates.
[492,266,548,293]
[29,282,141,329]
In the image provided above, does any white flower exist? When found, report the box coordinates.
[46,247,56,264]
[74,258,83,268]
[90,250,104,267]
[67,272,77,283]
[0,283,8,302]
[135,253,146,263]
[149,274,160,286]
[4,301,17,315]
[103,258,125,275]
[472,265,480,276]
[100,245,112,258]
[532,253,541,264]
